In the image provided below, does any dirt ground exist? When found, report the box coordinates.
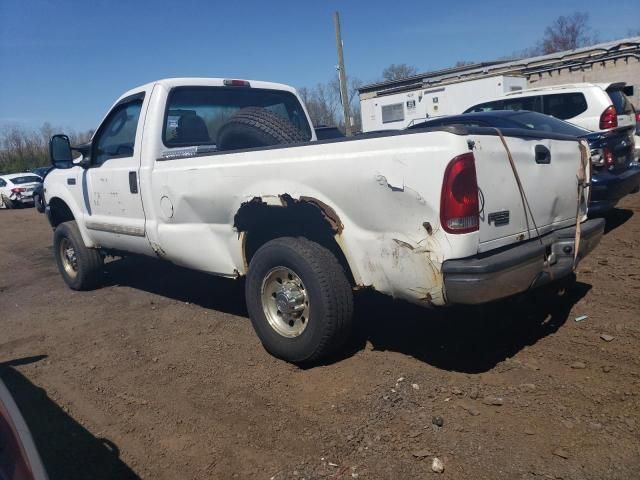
[1,195,639,480]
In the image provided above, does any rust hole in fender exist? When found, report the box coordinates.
[233,194,351,283]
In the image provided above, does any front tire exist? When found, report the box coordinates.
[34,193,45,213]
[245,237,353,364]
[53,221,104,290]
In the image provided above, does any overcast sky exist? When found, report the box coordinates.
[1,0,639,131]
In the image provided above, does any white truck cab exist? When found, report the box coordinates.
[44,77,604,364]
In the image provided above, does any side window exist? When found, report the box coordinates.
[381,103,404,124]
[543,93,587,120]
[93,100,143,165]
[0,179,6,187]
[502,96,542,113]
[465,100,504,113]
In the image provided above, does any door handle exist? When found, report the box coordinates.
[129,171,138,194]
[535,145,551,164]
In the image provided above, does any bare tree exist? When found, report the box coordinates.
[298,75,364,132]
[541,12,598,54]
[381,63,418,82]
[511,12,598,59]
[0,123,93,173]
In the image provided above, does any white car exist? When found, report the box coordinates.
[464,82,637,133]
[43,77,603,363]
[0,173,42,209]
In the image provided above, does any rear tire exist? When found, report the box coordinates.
[53,221,104,290]
[216,107,307,151]
[245,237,353,364]
[1,195,16,209]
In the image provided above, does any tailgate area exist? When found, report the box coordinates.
[470,131,588,253]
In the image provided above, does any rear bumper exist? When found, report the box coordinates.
[9,194,35,204]
[589,165,640,215]
[442,219,604,305]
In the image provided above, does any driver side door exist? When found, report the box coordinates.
[84,93,152,254]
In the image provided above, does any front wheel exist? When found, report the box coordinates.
[245,237,353,364]
[53,221,104,290]
[34,193,45,213]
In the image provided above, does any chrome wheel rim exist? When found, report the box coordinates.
[261,267,309,338]
[59,237,78,278]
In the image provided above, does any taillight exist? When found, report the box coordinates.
[599,105,618,130]
[603,147,615,169]
[635,112,640,123]
[440,153,479,234]
[11,187,25,193]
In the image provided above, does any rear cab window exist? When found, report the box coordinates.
[163,86,312,148]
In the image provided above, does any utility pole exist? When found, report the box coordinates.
[333,11,352,136]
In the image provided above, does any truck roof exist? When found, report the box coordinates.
[117,77,298,103]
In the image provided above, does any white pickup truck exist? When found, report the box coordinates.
[45,77,604,363]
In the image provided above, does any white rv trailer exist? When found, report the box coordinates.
[360,75,527,132]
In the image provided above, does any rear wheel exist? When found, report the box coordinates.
[53,221,104,290]
[1,195,16,209]
[245,237,353,364]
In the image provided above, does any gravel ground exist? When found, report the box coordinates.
[1,194,639,480]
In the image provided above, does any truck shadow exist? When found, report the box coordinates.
[103,255,590,374]
[103,255,248,317]
[0,356,139,480]
[603,207,633,234]
[339,278,591,374]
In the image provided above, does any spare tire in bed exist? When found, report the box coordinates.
[216,107,307,151]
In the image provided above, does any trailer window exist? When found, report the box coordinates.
[163,86,312,147]
[381,103,404,124]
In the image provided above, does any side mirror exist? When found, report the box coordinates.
[49,134,73,169]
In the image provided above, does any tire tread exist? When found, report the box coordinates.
[246,236,353,364]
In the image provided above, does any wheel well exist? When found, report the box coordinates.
[48,198,75,227]
[234,196,355,285]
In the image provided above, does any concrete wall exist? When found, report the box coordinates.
[526,57,640,107]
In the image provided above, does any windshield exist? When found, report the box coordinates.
[505,111,590,136]
[11,175,42,184]
[164,86,312,147]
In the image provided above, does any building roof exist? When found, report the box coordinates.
[359,36,640,96]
